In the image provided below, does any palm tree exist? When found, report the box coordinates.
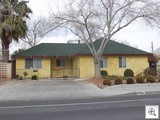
[0,0,32,62]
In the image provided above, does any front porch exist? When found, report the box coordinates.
[15,57,80,79]
[51,58,79,78]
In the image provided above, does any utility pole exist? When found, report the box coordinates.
[151,42,153,53]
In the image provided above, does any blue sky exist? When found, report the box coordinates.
[28,0,160,52]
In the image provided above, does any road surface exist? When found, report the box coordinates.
[0,94,159,120]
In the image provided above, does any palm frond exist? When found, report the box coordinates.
[0,0,31,42]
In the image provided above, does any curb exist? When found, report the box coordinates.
[116,91,160,97]
[124,91,160,96]
[145,91,160,95]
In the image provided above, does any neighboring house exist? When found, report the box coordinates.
[154,47,160,55]
[14,38,153,78]
[157,60,160,69]
[155,56,160,70]
[154,47,160,70]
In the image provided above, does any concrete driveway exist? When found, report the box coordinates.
[0,79,105,101]
[1,79,160,101]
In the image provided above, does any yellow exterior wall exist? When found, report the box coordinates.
[16,58,51,78]
[16,58,25,77]
[16,58,25,70]
[16,55,149,78]
[78,56,94,78]
[126,56,149,75]
[38,58,51,78]
[101,56,149,76]
[73,57,80,77]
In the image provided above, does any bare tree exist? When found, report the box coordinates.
[51,0,160,78]
[120,40,138,48]
[22,17,60,47]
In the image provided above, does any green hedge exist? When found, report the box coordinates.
[124,69,134,77]
[101,70,108,78]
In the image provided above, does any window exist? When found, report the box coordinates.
[25,58,42,69]
[33,59,42,69]
[56,59,65,66]
[100,57,107,68]
[119,56,126,68]
[25,59,33,69]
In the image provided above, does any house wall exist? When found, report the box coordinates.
[15,55,149,78]
[39,58,51,78]
[126,56,148,75]
[79,55,149,77]
[78,56,94,78]
[72,57,80,77]
[16,58,51,78]
[157,60,160,70]
[101,56,149,76]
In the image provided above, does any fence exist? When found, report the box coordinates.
[0,62,11,80]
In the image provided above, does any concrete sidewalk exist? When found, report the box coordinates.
[102,83,160,96]
[0,79,160,101]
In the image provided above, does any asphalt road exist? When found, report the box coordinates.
[0,94,159,120]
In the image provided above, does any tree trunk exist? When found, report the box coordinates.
[2,49,9,62]
[1,33,10,62]
[94,56,101,78]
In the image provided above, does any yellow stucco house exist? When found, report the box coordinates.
[14,39,153,78]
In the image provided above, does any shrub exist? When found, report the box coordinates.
[107,75,117,80]
[136,76,144,83]
[63,75,68,78]
[144,67,157,77]
[114,77,122,85]
[19,76,23,80]
[23,71,28,77]
[124,69,134,77]
[32,75,38,80]
[101,70,108,78]
[146,75,156,83]
[126,77,134,84]
[135,72,144,78]
[15,75,19,80]
[103,79,111,86]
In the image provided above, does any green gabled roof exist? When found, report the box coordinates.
[15,43,85,57]
[78,38,151,55]
[15,39,151,57]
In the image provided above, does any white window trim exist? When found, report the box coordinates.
[100,57,107,68]
[119,56,126,68]
[25,58,42,69]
